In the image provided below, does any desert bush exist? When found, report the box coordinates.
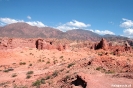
[3,68,14,72]
[32,80,41,87]
[19,62,26,65]
[67,63,75,68]
[96,67,102,71]
[46,61,50,64]
[26,71,34,75]
[26,75,31,79]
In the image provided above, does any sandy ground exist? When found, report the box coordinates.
[0,47,133,88]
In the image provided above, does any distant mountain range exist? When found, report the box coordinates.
[0,22,131,42]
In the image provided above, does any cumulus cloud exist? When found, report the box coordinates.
[56,20,91,31]
[123,28,133,38]
[27,16,31,20]
[90,29,115,35]
[0,17,46,27]
[0,18,24,24]
[120,18,133,28]
[120,18,133,38]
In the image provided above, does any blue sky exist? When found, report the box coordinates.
[0,0,133,37]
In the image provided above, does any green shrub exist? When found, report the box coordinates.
[32,80,41,87]
[26,75,31,79]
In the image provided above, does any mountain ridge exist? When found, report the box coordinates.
[0,22,131,41]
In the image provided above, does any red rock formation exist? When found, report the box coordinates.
[35,39,43,50]
[95,38,108,50]
[124,41,132,51]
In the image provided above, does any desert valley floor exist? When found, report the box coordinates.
[0,38,133,88]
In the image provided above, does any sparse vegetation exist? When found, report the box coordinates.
[26,71,34,75]
[45,75,51,80]
[63,75,71,82]
[19,62,26,65]
[53,60,58,64]
[67,63,75,68]
[96,67,102,71]
[12,73,17,77]
[3,68,14,72]
[26,75,31,79]
[60,56,63,59]
[29,63,32,66]
[46,61,50,64]
[52,70,59,77]
[38,59,41,62]
[32,80,41,87]
[40,78,45,84]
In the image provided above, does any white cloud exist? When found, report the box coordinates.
[0,18,24,24]
[120,18,133,38]
[90,29,115,35]
[120,18,133,28]
[123,28,133,38]
[26,21,46,27]
[27,16,31,20]
[67,20,91,28]
[56,20,91,31]
[0,17,46,27]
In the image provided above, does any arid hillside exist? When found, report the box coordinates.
[0,38,133,88]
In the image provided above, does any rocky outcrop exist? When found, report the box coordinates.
[35,39,43,50]
[92,56,133,73]
[94,38,108,50]
[125,41,132,51]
